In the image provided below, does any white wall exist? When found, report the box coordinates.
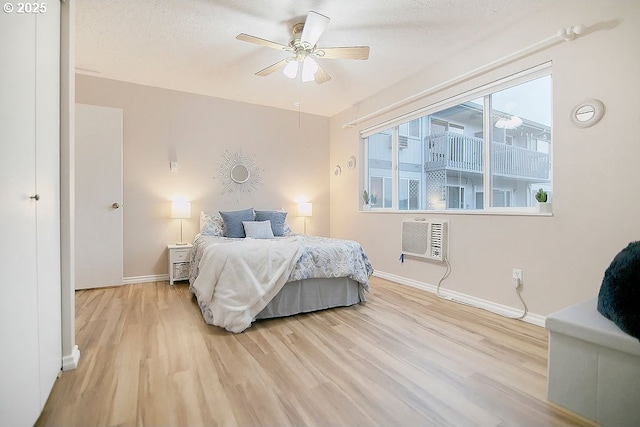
[76,75,330,278]
[329,0,640,316]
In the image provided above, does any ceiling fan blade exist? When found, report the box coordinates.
[255,58,289,77]
[301,11,330,47]
[318,46,370,60]
[236,33,288,51]
[314,62,331,85]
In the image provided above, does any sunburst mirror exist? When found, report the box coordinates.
[216,150,263,197]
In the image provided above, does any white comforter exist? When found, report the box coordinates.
[190,236,304,333]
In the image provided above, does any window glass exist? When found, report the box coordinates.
[363,69,551,212]
[367,131,392,208]
[399,118,423,210]
[426,99,483,210]
[490,75,552,208]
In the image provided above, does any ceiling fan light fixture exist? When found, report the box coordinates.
[237,10,369,85]
[283,60,299,79]
[301,57,318,82]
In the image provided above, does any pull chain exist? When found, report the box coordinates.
[297,74,301,128]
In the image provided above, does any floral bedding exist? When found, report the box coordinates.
[188,234,374,332]
[189,234,374,288]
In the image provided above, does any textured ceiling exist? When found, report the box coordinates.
[76,0,558,117]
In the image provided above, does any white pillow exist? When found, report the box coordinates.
[200,211,225,236]
[242,220,274,239]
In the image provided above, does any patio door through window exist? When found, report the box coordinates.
[447,186,465,209]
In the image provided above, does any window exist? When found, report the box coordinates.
[370,176,392,208]
[362,65,552,212]
[447,186,465,209]
[367,131,393,208]
[400,178,420,210]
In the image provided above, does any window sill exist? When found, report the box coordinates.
[359,208,552,217]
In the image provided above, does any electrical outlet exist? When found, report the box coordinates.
[512,268,523,288]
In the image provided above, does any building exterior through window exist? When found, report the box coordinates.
[365,73,551,211]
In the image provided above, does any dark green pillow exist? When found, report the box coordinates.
[597,241,640,340]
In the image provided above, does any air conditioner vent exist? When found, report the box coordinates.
[401,219,448,261]
[401,221,429,255]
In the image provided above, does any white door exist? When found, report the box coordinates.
[0,11,41,427]
[75,104,124,289]
[1,4,61,426]
[35,1,62,406]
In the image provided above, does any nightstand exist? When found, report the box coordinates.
[168,243,192,285]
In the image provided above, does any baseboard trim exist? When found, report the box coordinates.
[62,345,80,371]
[373,271,546,327]
[122,274,169,285]
[124,271,545,325]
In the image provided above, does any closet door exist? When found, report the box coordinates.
[35,1,62,406]
[0,10,42,427]
[0,4,61,426]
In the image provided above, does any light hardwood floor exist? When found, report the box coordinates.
[36,277,593,427]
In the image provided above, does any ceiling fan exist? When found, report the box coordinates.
[236,11,370,84]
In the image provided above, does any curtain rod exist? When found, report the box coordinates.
[342,24,585,129]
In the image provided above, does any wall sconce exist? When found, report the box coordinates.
[171,201,191,245]
[347,155,356,169]
[297,202,312,234]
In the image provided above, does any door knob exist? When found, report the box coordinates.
[30,194,40,201]
[112,202,120,209]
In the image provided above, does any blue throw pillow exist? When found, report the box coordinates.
[597,241,640,340]
[219,208,254,238]
[255,210,287,237]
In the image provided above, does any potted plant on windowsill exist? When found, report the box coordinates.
[535,188,551,213]
[362,190,370,211]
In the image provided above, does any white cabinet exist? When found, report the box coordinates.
[168,244,193,285]
[0,4,62,426]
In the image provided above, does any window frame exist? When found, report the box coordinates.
[361,62,552,215]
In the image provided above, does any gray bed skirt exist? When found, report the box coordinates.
[254,277,366,321]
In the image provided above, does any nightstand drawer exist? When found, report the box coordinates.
[172,250,189,262]
[173,262,190,280]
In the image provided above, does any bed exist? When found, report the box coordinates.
[188,209,374,333]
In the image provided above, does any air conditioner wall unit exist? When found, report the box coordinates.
[401,219,448,261]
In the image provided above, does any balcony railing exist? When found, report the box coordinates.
[425,132,550,180]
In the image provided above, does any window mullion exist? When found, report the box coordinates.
[361,136,369,209]
[483,95,492,209]
[392,126,399,209]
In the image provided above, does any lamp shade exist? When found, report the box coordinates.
[171,201,191,219]
[297,202,312,217]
